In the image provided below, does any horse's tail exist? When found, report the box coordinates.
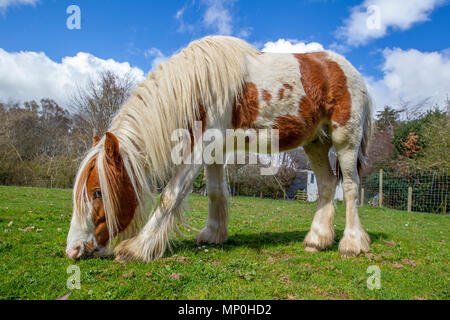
[358,93,373,178]
[335,93,373,181]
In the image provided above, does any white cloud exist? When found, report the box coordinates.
[367,48,450,110]
[174,3,194,33]
[336,0,446,47]
[175,6,185,20]
[174,0,235,35]
[145,48,170,70]
[202,0,233,35]
[237,27,252,39]
[175,0,251,37]
[0,49,145,107]
[262,39,325,53]
[0,0,38,12]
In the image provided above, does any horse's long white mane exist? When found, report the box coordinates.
[74,36,259,243]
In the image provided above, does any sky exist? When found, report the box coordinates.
[0,0,449,112]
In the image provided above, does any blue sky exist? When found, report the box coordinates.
[0,0,449,110]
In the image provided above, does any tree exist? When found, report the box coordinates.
[70,70,136,152]
[37,99,73,156]
[0,70,141,188]
[376,106,400,130]
[413,107,449,171]
[285,148,310,170]
[393,109,444,158]
[363,106,398,176]
[0,99,76,187]
[5,101,40,161]
[389,107,448,174]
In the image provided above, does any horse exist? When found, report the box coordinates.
[66,35,373,262]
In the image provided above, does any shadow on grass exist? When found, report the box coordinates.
[61,231,388,262]
[59,229,388,261]
[172,230,387,254]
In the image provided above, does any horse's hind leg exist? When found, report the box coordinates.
[332,130,370,257]
[303,140,337,252]
[197,164,229,245]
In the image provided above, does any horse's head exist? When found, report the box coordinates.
[66,132,138,260]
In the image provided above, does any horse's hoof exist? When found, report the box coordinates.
[114,241,138,263]
[340,250,360,258]
[303,228,335,252]
[338,231,370,257]
[114,251,136,263]
[196,227,228,245]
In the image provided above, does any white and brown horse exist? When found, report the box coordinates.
[66,36,372,262]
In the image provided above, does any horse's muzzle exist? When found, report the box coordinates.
[66,245,82,260]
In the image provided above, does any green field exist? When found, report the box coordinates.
[0,186,448,300]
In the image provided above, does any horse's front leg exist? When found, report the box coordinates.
[303,140,337,252]
[197,164,229,245]
[114,163,203,262]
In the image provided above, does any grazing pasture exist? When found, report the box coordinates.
[0,186,448,300]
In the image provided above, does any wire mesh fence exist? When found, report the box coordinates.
[361,169,449,214]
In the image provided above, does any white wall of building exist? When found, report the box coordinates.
[306,171,344,202]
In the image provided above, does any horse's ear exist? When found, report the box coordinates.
[93,136,101,147]
[104,132,120,162]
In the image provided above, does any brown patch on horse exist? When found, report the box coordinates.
[198,104,207,129]
[74,155,97,218]
[102,133,138,239]
[283,83,294,91]
[274,115,306,151]
[77,133,138,247]
[75,136,100,210]
[93,136,101,147]
[294,52,351,126]
[74,155,109,247]
[261,89,272,104]
[84,240,96,255]
[273,97,324,151]
[278,88,285,100]
[83,157,107,246]
[274,53,351,151]
[232,82,259,129]
[189,103,207,151]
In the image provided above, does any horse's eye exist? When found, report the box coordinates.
[93,190,102,199]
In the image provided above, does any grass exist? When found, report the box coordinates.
[0,185,448,300]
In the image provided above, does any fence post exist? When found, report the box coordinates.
[408,187,413,213]
[379,169,383,207]
[443,194,447,215]
[360,188,365,206]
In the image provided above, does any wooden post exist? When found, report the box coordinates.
[360,188,365,206]
[379,169,383,207]
[443,194,447,215]
[407,187,413,213]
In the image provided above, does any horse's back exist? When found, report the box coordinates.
[232,51,366,151]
